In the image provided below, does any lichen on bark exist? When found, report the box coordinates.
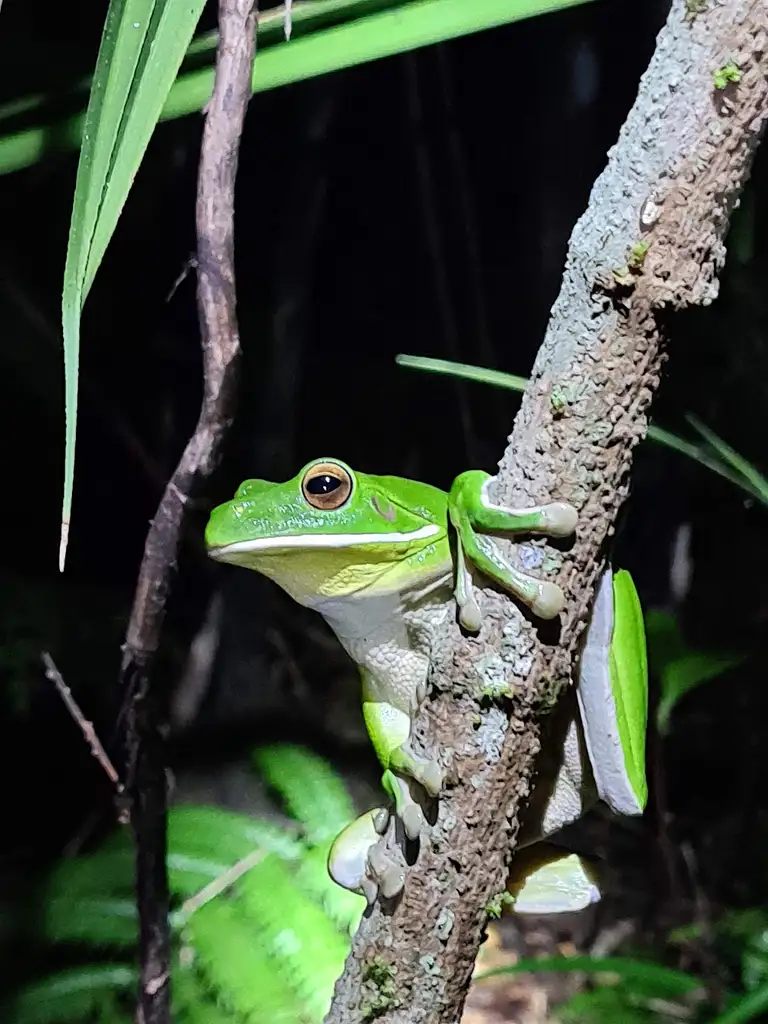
[325,3,768,1022]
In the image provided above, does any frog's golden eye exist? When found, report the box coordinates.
[302,462,353,510]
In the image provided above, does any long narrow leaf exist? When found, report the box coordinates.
[60,0,206,568]
[0,0,595,178]
[396,354,768,506]
[474,955,704,996]
[686,414,768,506]
[709,984,768,1024]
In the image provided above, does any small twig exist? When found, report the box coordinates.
[42,651,124,793]
[165,255,198,303]
[181,847,269,918]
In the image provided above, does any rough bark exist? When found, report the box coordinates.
[325,3,768,1022]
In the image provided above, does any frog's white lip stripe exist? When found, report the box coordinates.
[210,522,441,556]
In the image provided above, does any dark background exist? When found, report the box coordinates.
[1,0,767,967]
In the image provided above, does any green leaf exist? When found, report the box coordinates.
[686,415,768,507]
[4,965,136,1024]
[743,929,768,994]
[253,744,357,844]
[709,984,768,1024]
[556,985,667,1024]
[656,651,745,735]
[42,896,138,947]
[644,609,686,678]
[59,0,206,568]
[474,955,704,997]
[182,899,312,1023]
[1,0,596,178]
[396,354,768,505]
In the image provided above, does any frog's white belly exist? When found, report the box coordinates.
[311,581,452,715]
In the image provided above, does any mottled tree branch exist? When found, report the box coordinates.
[119,3,257,1022]
[326,3,768,1022]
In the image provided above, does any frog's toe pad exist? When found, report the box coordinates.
[368,844,406,900]
[418,760,443,797]
[539,502,578,538]
[531,581,566,620]
[401,803,426,840]
[373,807,391,834]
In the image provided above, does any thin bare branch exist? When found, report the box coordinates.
[42,651,123,791]
[118,2,257,1021]
[326,3,768,1021]
[181,847,269,918]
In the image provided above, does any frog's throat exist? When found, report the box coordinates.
[209,521,441,557]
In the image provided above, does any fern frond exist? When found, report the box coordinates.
[3,964,135,1023]
[43,845,134,901]
[293,842,365,937]
[168,805,303,864]
[172,960,242,1024]
[168,850,239,898]
[183,897,311,1023]
[41,896,137,947]
[235,852,350,1020]
[253,745,356,844]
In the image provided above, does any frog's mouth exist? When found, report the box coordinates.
[208,522,441,560]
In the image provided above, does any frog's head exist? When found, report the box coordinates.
[205,458,449,603]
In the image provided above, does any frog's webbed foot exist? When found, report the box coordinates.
[449,470,578,625]
[508,844,601,915]
[382,768,436,840]
[327,808,407,905]
[368,836,407,900]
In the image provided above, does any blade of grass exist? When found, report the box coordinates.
[708,984,768,1024]
[396,354,768,506]
[0,0,595,177]
[686,414,768,506]
[474,955,704,996]
[60,0,206,569]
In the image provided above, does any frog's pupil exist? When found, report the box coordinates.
[307,474,340,495]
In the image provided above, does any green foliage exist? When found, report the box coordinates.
[7,966,136,1024]
[60,0,207,566]
[4,743,364,1024]
[180,899,312,1023]
[253,744,357,844]
[0,0,597,176]
[645,609,744,734]
[477,954,706,1022]
[472,917,768,1024]
[395,355,768,508]
[44,0,597,562]
[235,854,352,1019]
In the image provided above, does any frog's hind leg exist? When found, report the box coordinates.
[361,662,443,842]
[362,696,444,800]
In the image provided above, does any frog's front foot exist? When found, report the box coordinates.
[449,471,578,625]
[327,809,406,904]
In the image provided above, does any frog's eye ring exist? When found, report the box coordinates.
[302,462,353,510]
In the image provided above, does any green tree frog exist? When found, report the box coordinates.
[206,458,647,911]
